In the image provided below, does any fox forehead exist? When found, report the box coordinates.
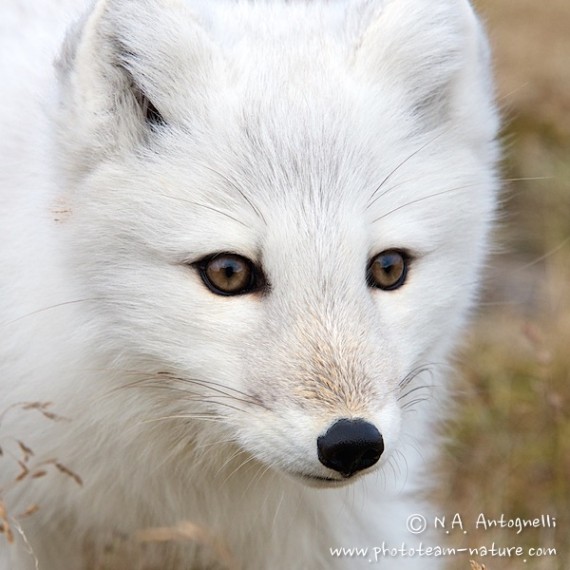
[90,116,481,287]
[64,0,497,290]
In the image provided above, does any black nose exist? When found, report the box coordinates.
[317,419,384,477]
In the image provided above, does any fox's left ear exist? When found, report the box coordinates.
[350,0,498,144]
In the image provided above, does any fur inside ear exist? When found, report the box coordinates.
[133,87,166,129]
[56,0,223,167]
[351,0,498,141]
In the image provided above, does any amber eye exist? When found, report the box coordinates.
[196,253,264,296]
[367,250,409,291]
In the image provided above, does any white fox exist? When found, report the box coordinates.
[0,0,499,568]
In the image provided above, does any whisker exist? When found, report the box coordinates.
[398,363,439,392]
[157,372,263,403]
[188,399,251,416]
[125,383,249,404]
[401,397,429,411]
[271,489,286,529]
[366,175,547,218]
[512,236,570,271]
[167,379,259,409]
[62,367,256,406]
[399,366,427,388]
[244,461,274,497]
[497,83,530,104]
[502,176,553,183]
[140,415,228,425]
[122,375,261,409]
[399,433,427,463]
[1,298,104,327]
[394,448,410,487]
[478,300,526,307]
[199,164,267,225]
[397,384,431,402]
[221,454,258,485]
[366,132,444,209]
[385,454,399,487]
[148,185,250,227]
[174,199,249,228]
[372,184,479,224]
[219,447,247,472]
[193,438,239,452]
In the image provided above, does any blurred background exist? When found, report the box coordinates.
[440,1,570,568]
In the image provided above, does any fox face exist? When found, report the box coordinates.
[56,0,498,487]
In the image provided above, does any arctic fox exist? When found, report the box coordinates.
[0,0,499,568]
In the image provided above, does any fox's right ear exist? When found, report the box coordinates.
[56,0,224,168]
[349,0,498,145]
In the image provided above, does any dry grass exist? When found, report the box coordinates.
[0,402,82,565]
[137,523,238,570]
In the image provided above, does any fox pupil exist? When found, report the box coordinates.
[224,263,237,278]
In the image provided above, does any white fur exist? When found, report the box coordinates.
[0,0,499,568]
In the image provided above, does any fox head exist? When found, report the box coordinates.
[55,0,498,486]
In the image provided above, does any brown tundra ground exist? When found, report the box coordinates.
[442,1,570,569]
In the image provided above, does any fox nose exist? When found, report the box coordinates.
[317,419,384,477]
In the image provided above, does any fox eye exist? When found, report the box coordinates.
[367,250,409,291]
[196,253,264,296]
